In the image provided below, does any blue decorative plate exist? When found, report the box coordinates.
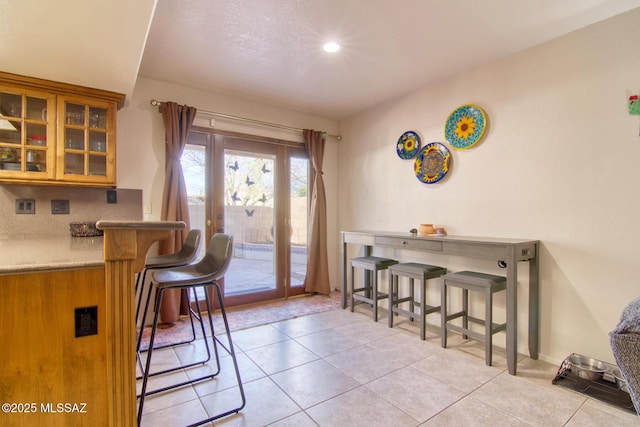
[414,142,451,184]
[444,104,487,150]
[396,131,421,159]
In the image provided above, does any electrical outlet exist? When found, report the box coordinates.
[75,306,98,337]
[16,199,35,214]
[51,199,70,214]
[106,190,117,204]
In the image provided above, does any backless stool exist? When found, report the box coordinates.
[388,262,447,340]
[441,271,507,366]
[350,256,398,321]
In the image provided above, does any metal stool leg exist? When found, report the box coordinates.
[372,270,378,321]
[486,287,493,366]
[441,281,448,348]
[190,282,246,426]
[136,287,205,377]
[409,278,415,321]
[138,282,245,426]
[350,264,355,312]
[137,288,219,423]
[462,288,469,340]
[388,271,396,328]
[419,277,426,340]
[138,288,164,426]
[134,268,149,328]
[137,291,213,380]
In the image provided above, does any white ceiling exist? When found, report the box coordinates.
[138,0,640,119]
[2,0,640,120]
[0,0,156,98]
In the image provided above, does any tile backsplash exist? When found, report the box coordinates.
[0,184,142,238]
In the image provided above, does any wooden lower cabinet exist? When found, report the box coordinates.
[0,267,107,426]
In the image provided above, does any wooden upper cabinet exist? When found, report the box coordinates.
[0,71,125,187]
[56,95,117,184]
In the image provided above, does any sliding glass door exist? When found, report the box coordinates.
[223,148,277,297]
[181,129,309,308]
[289,156,309,288]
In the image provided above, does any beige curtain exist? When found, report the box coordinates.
[158,101,197,322]
[302,129,330,294]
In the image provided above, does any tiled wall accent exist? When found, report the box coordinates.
[0,185,142,238]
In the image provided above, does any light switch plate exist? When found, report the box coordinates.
[106,190,117,204]
[16,199,35,214]
[51,199,70,214]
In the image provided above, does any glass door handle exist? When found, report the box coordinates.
[206,219,223,232]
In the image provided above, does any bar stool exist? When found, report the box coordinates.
[135,229,202,356]
[138,233,245,426]
[350,256,398,321]
[388,262,447,340]
[135,229,202,294]
[441,271,507,366]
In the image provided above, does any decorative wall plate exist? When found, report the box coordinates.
[444,104,487,150]
[396,131,421,159]
[414,142,451,184]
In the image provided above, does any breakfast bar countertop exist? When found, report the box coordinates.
[0,236,104,274]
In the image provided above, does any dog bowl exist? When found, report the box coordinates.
[611,367,629,392]
[568,354,607,381]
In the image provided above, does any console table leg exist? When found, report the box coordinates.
[506,246,517,375]
[528,245,540,360]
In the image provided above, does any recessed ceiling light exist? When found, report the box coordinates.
[323,42,340,53]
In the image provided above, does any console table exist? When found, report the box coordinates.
[340,230,539,375]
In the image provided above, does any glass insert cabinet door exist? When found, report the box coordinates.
[0,86,56,179]
[56,96,114,182]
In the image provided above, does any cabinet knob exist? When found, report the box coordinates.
[402,241,407,245]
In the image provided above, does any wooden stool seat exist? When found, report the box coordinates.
[350,256,398,321]
[388,262,447,340]
[441,270,507,366]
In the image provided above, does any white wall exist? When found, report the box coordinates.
[115,76,341,285]
[338,9,640,366]
[114,9,640,366]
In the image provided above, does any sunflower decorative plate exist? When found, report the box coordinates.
[414,142,451,184]
[396,131,421,159]
[444,104,487,150]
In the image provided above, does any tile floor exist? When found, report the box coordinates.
[138,306,639,426]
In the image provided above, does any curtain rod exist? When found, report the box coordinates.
[150,99,341,141]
